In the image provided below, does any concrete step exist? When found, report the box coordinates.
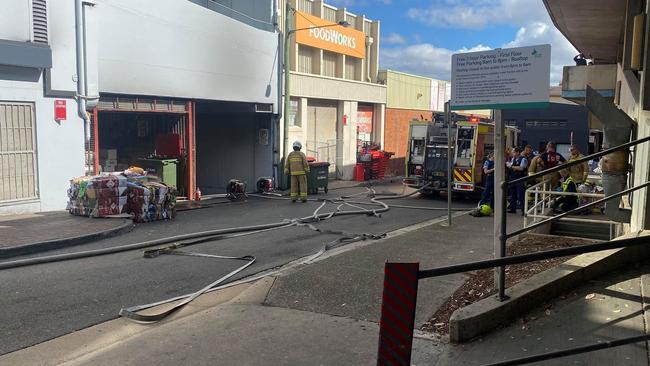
[551,219,611,240]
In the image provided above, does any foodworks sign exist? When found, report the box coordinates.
[295,11,365,59]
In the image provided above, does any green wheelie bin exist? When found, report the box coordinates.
[137,158,179,188]
[307,162,330,194]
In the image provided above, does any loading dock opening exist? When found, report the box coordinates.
[88,97,195,200]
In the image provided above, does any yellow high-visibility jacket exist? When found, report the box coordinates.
[285,151,310,176]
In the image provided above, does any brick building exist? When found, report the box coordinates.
[378,70,450,176]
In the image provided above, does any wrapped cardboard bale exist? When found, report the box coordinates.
[67,174,175,222]
[124,180,176,223]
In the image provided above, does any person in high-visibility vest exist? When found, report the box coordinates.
[284,141,310,202]
[552,169,579,213]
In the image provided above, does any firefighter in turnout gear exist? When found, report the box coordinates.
[285,141,310,202]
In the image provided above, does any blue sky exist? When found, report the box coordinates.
[328,0,576,84]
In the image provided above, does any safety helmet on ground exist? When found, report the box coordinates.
[479,204,492,216]
[292,141,302,150]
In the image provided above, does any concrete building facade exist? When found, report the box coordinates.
[0,0,85,214]
[280,0,386,180]
[503,100,590,156]
[544,0,650,233]
[377,70,450,176]
[1,0,281,213]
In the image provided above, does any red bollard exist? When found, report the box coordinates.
[377,262,419,366]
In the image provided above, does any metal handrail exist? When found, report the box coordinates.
[525,182,551,228]
[418,234,649,278]
[494,135,650,300]
[509,181,650,237]
[532,190,605,198]
[413,233,650,365]
[526,214,613,225]
[380,139,650,366]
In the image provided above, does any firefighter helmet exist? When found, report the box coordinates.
[292,141,302,150]
[479,204,492,216]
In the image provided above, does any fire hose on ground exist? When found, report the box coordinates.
[0,184,468,323]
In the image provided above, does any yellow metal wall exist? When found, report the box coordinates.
[381,70,432,110]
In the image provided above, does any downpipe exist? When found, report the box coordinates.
[75,0,94,161]
[273,5,283,185]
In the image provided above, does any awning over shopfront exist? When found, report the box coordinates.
[543,0,626,63]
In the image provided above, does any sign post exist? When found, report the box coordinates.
[445,101,452,227]
[450,44,551,300]
[493,109,507,299]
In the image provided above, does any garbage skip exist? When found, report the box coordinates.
[307,162,330,194]
[137,158,179,188]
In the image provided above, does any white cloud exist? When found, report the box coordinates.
[381,44,490,81]
[381,0,577,85]
[383,32,407,45]
[504,21,577,84]
[407,0,547,29]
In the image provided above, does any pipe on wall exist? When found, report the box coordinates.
[366,36,373,82]
[273,2,282,186]
[75,0,96,150]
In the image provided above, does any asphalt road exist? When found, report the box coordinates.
[0,183,475,356]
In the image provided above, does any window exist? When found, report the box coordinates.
[457,127,474,159]
[322,6,337,22]
[345,57,357,80]
[524,120,568,128]
[288,98,300,127]
[322,51,337,77]
[297,46,314,74]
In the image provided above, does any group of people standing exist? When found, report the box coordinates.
[478,141,590,215]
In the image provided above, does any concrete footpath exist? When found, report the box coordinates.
[2,211,525,366]
[437,262,650,365]
[0,211,132,258]
[3,195,649,365]
[6,204,645,366]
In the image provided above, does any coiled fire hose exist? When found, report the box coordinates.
[0,184,466,322]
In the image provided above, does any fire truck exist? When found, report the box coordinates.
[403,114,519,196]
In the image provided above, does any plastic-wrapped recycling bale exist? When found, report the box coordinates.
[67,173,176,222]
[125,180,176,223]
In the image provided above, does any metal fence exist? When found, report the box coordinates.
[523,177,616,239]
[376,135,650,366]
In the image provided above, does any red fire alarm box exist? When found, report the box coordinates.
[54,100,66,121]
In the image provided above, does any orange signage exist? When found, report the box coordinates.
[295,11,365,59]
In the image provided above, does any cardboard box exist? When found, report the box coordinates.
[107,149,118,160]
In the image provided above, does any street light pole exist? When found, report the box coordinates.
[283,2,292,166]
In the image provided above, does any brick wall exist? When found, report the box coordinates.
[384,108,432,176]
